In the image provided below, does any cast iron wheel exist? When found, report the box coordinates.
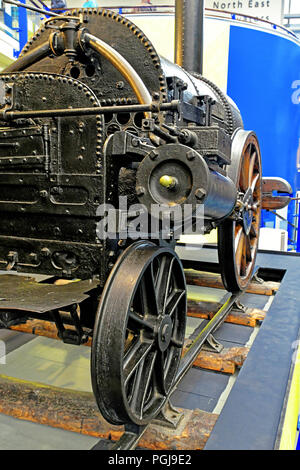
[91,241,187,425]
[218,130,262,293]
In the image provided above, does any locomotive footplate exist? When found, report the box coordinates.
[0,274,99,314]
[0,274,99,344]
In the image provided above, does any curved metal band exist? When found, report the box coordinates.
[83,32,152,116]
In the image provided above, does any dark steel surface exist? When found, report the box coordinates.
[0,274,99,313]
[91,241,187,426]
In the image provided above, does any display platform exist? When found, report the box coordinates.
[177,245,300,450]
[0,246,298,450]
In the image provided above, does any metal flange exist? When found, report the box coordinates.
[136,143,209,217]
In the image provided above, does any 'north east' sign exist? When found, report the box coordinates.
[205,0,284,24]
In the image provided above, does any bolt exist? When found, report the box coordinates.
[41,247,50,257]
[29,253,38,262]
[136,186,145,196]
[195,187,207,200]
[150,151,159,160]
[39,190,48,198]
[186,150,195,161]
[131,138,139,147]
[116,80,124,89]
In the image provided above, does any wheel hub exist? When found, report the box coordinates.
[242,188,254,235]
[157,315,173,352]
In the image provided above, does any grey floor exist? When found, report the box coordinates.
[0,282,272,450]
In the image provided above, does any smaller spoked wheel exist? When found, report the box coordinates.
[91,241,187,426]
[218,130,262,293]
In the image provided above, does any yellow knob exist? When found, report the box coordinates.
[159,175,177,189]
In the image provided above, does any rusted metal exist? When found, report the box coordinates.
[262,177,293,210]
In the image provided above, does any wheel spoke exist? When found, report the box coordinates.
[128,310,155,332]
[164,347,175,380]
[124,338,154,386]
[251,173,260,193]
[245,234,252,262]
[170,336,184,348]
[155,255,174,314]
[165,289,185,317]
[129,351,157,418]
[250,224,257,238]
[240,145,251,191]
[235,226,245,275]
[240,238,247,276]
[138,267,158,316]
[248,151,257,187]
[154,350,167,395]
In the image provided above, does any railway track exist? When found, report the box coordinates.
[0,251,280,450]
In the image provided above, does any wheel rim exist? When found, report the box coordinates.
[218,130,262,293]
[91,241,187,425]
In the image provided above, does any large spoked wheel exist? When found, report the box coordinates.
[91,241,187,426]
[218,130,262,293]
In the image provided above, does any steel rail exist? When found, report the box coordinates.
[92,288,242,450]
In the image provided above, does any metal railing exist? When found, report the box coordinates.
[284,13,300,34]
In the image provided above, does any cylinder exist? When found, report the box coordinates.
[136,144,237,222]
[204,170,237,220]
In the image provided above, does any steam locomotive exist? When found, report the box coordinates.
[0,7,277,426]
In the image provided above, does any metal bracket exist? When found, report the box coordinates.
[153,399,184,429]
[233,299,246,312]
[52,305,89,346]
[252,272,264,285]
[5,251,18,271]
[202,333,224,353]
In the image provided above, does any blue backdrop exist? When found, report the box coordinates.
[227,25,300,249]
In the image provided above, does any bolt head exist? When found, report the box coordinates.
[186,150,195,161]
[195,187,207,200]
[136,186,145,196]
[150,151,159,160]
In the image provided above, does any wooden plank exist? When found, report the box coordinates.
[184,346,250,374]
[9,319,249,374]
[187,300,266,327]
[185,270,280,296]
[9,320,92,347]
[0,374,218,450]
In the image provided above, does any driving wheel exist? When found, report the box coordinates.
[218,130,262,293]
[91,241,187,425]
